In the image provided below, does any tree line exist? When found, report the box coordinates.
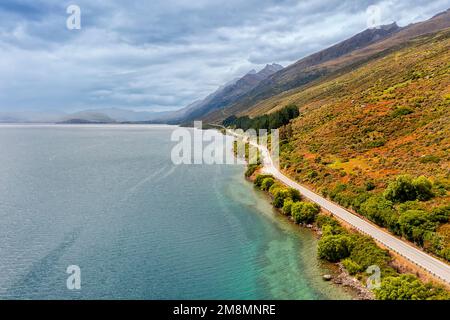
[223,104,300,131]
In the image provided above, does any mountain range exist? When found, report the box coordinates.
[180,8,450,124]
[0,108,170,124]
[157,63,284,125]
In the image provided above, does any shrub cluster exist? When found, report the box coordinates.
[317,214,449,300]
[384,175,434,202]
[291,202,320,224]
[253,173,450,300]
[254,174,320,225]
[375,275,450,300]
[322,175,449,261]
[317,217,394,273]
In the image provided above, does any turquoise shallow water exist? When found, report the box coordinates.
[0,125,351,299]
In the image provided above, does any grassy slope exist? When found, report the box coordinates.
[246,29,450,255]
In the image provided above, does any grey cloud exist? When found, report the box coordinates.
[0,0,448,112]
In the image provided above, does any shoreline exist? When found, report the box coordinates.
[245,172,373,300]
[222,127,372,299]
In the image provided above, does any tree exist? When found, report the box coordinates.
[318,234,352,262]
[359,195,395,227]
[348,236,391,272]
[441,248,450,262]
[287,188,301,202]
[261,177,275,191]
[412,176,434,201]
[429,205,450,223]
[398,210,437,245]
[375,275,430,300]
[273,189,290,208]
[269,183,282,195]
[291,202,320,224]
[282,199,294,216]
[222,104,300,130]
[384,175,434,203]
[384,175,417,203]
[342,258,363,275]
[254,174,273,188]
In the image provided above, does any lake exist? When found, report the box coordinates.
[0,125,351,299]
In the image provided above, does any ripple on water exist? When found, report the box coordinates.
[0,125,352,299]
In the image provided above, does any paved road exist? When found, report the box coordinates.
[228,129,450,285]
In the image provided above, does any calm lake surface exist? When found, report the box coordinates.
[0,125,351,299]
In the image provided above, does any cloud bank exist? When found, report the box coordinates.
[0,0,448,112]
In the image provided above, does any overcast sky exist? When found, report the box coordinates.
[0,0,448,113]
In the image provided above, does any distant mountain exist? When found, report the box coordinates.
[0,108,171,123]
[70,108,170,122]
[202,8,450,123]
[161,63,283,124]
[0,111,65,123]
[59,111,116,123]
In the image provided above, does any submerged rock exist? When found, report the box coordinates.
[323,274,332,281]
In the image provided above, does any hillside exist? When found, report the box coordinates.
[235,28,450,262]
[161,63,283,124]
[203,8,450,123]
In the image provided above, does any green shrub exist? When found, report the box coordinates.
[245,164,259,177]
[366,139,386,148]
[269,182,283,195]
[429,205,450,223]
[385,213,401,235]
[375,274,450,300]
[434,179,450,196]
[398,200,424,213]
[419,155,440,164]
[318,234,352,262]
[398,210,437,245]
[423,232,445,254]
[261,177,275,191]
[316,215,340,229]
[375,275,430,300]
[384,175,417,202]
[441,248,450,262]
[321,224,346,236]
[306,170,318,180]
[254,174,273,188]
[291,202,320,224]
[352,192,371,212]
[412,176,434,201]
[391,106,413,118]
[223,104,299,130]
[359,195,395,227]
[287,188,302,202]
[348,236,392,274]
[332,191,354,208]
[273,189,290,208]
[330,183,347,196]
[384,175,434,203]
[365,181,376,191]
[342,258,363,275]
[282,199,294,216]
